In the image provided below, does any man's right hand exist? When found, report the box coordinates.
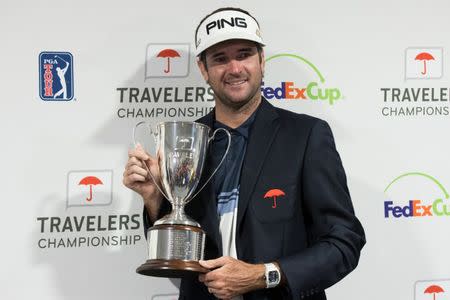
[123,144,164,222]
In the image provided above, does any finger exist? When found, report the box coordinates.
[123,167,148,184]
[130,173,147,182]
[128,147,150,161]
[204,280,224,289]
[136,143,153,160]
[126,157,144,169]
[127,156,160,180]
[125,165,148,178]
[212,291,229,300]
[124,172,147,184]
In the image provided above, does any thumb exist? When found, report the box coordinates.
[199,257,229,269]
[135,143,151,161]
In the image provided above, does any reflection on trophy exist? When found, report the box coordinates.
[133,121,230,278]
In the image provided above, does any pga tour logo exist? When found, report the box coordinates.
[415,279,449,300]
[66,170,113,208]
[39,51,74,100]
[145,43,190,79]
[405,47,443,80]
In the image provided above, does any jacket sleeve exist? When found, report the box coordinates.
[277,119,366,298]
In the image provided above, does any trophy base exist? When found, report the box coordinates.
[136,259,208,278]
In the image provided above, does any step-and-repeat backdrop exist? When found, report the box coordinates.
[1,1,449,299]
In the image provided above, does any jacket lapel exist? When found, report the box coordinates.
[237,99,280,253]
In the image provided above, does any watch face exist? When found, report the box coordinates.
[268,270,279,283]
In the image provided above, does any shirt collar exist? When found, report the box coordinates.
[213,103,261,139]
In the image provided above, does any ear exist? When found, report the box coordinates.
[197,58,209,83]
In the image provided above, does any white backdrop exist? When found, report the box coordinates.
[1,0,449,299]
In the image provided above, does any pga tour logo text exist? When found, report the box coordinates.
[39,51,74,101]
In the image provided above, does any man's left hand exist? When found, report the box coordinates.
[198,256,265,299]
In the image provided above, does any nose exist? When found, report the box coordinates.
[226,59,242,75]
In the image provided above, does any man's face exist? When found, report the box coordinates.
[197,39,265,110]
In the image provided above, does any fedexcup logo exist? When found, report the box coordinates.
[262,54,343,105]
[384,172,450,218]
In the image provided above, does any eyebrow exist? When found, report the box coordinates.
[210,47,256,59]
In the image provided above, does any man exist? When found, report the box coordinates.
[123,7,365,300]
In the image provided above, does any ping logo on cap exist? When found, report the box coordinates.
[195,9,264,56]
[205,17,247,35]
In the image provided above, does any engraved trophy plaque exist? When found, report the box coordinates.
[133,121,230,278]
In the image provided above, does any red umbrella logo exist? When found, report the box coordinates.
[264,189,285,208]
[415,52,435,75]
[157,49,180,73]
[424,285,445,300]
[79,176,103,202]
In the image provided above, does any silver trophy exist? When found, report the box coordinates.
[132,121,230,278]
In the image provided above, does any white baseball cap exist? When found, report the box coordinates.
[195,8,265,56]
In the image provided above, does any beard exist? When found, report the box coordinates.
[210,75,263,111]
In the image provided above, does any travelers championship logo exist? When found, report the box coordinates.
[39,52,74,101]
[145,43,190,78]
[384,172,450,218]
[380,47,449,117]
[415,279,449,300]
[263,53,343,105]
[36,169,142,249]
[67,170,113,207]
[116,43,214,120]
[405,48,443,80]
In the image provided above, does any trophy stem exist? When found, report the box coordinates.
[155,202,200,227]
[171,203,187,220]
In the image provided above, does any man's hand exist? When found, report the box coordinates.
[198,256,265,299]
[122,144,163,221]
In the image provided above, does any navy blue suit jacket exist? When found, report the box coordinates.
[145,98,366,300]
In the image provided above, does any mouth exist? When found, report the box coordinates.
[225,79,248,87]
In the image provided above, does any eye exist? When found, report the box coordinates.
[237,51,252,60]
[213,56,227,64]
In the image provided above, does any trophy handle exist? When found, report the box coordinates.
[132,121,170,200]
[188,128,232,202]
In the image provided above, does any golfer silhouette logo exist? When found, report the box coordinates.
[39,51,74,101]
[53,55,70,99]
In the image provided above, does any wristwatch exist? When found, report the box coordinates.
[264,263,281,288]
